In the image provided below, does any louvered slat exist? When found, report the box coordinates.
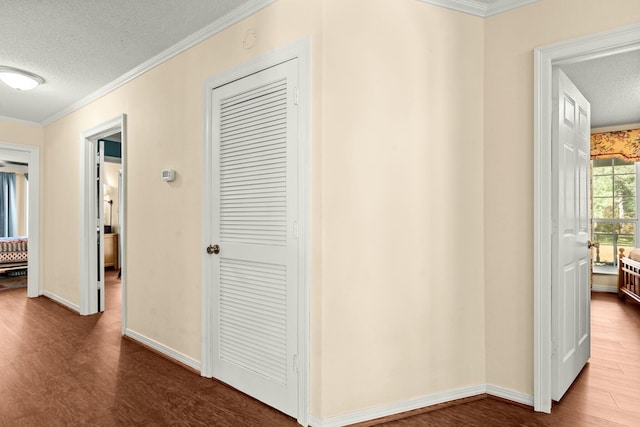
[217,76,291,387]
[219,258,287,384]
[219,78,288,246]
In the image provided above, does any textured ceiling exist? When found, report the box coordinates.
[561,50,640,129]
[2,1,637,129]
[0,0,253,124]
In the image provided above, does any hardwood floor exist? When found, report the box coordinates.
[1,280,639,426]
[0,270,296,426]
[373,292,640,426]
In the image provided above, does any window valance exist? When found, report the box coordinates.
[591,128,640,161]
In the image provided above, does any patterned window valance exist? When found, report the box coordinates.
[591,128,640,161]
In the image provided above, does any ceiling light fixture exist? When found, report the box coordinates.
[0,66,45,90]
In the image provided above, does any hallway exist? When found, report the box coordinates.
[0,271,295,425]
[1,281,639,425]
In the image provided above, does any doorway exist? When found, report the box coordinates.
[100,134,123,313]
[201,39,310,425]
[534,24,640,412]
[79,115,127,334]
[0,143,40,298]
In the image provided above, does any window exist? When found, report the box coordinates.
[0,172,17,237]
[592,158,638,268]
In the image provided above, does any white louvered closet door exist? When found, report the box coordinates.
[211,59,299,418]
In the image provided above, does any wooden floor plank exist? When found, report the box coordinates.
[370,292,640,426]
[0,271,296,427]
[2,279,639,425]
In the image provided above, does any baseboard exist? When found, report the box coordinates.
[486,384,533,406]
[592,285,618,293]
[42,290,80,313]
[309,384,486,427]
[124,328,201,372]
[309,384,533,427]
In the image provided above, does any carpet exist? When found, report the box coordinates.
[0,275,27,291]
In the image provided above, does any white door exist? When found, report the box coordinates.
[97,140,105,312]
[210,59,299,417]
[118,169,123,271]
[552,68,591,400]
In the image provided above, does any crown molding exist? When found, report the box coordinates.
[416,0,540,17]
[0,115,42,128]
[41,0,278,127]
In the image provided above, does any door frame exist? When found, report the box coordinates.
[79,114,127,334]
[533,23,640,412]
[0,142,40,298]
[201,37,311,425]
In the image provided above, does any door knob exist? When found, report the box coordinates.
[207,244,220,255]
[588,240,599,249]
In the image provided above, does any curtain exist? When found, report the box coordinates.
[0,172,17,237]
[591,128,640,161]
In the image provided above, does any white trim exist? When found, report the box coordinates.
[124,328,201,372]
[534,23,640,413]
[0,142,40,298]
[119,118,127,335]
[79,115,127,332]
[592,123,640,133]
[415,0,540,17]
[486,384,534,406]
[591,285,618,293]
[309,384,533,427]
[0,116,42,128]
[298,38,312,427]
[308,415,322,427]
[41,0,278,127]
[201,37,311,426]
[591,160,640,261]
[43,290,80,313]
[592,266,617,275]
[485,0,540,16]
[309,384,486,427]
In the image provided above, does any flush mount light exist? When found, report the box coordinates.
[0,66,45,90]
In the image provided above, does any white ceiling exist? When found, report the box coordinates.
[0,0,259,125]
[561,50,640,129]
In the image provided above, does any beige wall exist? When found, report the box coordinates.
[319,0,485,417]
[0,120,42,284]
[41,0,327,415]
[0,119,43,148]
[36,0,640,420]
[484,0,640,395]
[0,120,42,238]
[39,0,489,419]
[592,273,617,291]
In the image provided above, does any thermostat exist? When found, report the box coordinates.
[161,169,175,182]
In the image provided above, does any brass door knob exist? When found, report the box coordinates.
[207,244,220,255]
[588,240,599,249]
